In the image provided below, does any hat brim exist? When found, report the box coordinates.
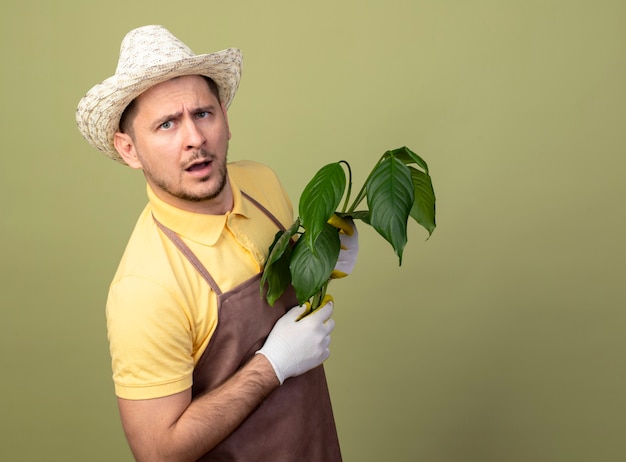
[76,48,242,164]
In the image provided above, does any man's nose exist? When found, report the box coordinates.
[183,120,206,149]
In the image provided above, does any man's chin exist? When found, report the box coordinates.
[185,177,228,203]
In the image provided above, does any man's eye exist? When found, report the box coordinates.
[160,121,172,129]
[197,111,210,118]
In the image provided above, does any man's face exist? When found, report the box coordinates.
[114,75,232,214]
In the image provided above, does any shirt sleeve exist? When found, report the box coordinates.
[106,275,194,400]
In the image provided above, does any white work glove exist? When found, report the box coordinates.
[256,301,335,385]
[331,217,359,279]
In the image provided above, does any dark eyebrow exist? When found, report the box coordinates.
[154,111,182,127]
[195,104,217,114]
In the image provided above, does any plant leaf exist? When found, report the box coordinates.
[408,167,437,237]
[261,219,300,305]
[366,156,414,265]
[384,146,429,174]
[290,224,341,304]
[381,146,436,237]
[265,219,300,268]
[342,210,371,225]
[262,246,292,306]
[298,162,346,252]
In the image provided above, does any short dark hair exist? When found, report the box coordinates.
[118,75,221,135]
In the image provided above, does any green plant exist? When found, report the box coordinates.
[261,146,436,314]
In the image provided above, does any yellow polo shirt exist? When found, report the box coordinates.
[106,161,294,400]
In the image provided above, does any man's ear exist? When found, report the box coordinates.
[113,132,142,169]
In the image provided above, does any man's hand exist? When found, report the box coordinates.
[256,301,335,384]
[330,216,359,279]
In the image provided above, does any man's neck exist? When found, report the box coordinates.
[148,179,234,215]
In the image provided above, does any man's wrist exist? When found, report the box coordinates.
[250,352,282,388]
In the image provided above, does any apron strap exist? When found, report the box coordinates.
[241,191,287,232]
[151,190,287,294]
[153,214,223,295]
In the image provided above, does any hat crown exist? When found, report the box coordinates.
[115,25,195,75]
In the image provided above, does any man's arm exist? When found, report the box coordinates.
[118,354,278,462]
[117,302,335,462]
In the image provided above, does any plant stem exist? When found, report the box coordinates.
[347,155,385,213]
[340,160,352,213]
[310,281,329,312]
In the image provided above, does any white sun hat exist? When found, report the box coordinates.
[76,25,242,163]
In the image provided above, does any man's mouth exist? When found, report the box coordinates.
[186,160,211,172]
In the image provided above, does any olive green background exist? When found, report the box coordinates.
[2,0,625,460]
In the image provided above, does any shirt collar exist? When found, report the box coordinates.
[148,171,252,246]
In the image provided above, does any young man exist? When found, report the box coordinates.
[76,25,357,461]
